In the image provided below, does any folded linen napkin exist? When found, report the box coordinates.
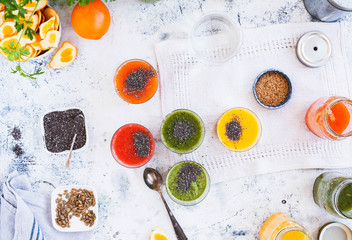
[155,22,352,183]
[0,171,89,240]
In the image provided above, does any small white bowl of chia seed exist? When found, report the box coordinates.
[41,108,88,155]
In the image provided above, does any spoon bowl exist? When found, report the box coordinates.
[143,168,162,191]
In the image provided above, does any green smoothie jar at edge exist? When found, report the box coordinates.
[166,161,210,206]
[313,172,352,218]
[161,109,205,154]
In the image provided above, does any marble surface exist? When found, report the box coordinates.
[1,0,352,239]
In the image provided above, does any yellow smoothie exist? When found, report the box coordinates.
[259,213,312,240]
[217,108,261,152]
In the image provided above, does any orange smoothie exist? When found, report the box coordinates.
[217,108,261,152]
[114,59,158,104]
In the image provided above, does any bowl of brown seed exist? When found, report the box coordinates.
[51,185,98,232]
[253,69,292,109]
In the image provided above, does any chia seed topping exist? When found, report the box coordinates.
[172,120,195,142]
[226,118,242,141]
[124,67,155,93]
[133,131,151,158]
[176,163,202,192]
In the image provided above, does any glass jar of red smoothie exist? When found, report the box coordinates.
[111,124,155,168]
[305,96,352,140]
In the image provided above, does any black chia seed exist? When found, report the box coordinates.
[173,120,195,142]
[176,163,201,192]
[11,126,21,140]
[43,109,87,153]
[12,144,24,158]
[124,67,155,93]
[133,131,151,158]
[226,118,242,141]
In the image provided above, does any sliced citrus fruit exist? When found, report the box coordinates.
[20,31,37,45]
[49,41,77,69]
[39,16,55,39]
[17,0,48,12]
[42,7,60,30]
[0,35,21,60]
[18,45,36,62]
[0,35,20,53]
[149,227,168,240]
[0,11,5,26]
[27,13,40,31]
[39,29,60,50]
[0,21,17,40]
[36,9,43,24]
[30,34,42,51]
[0,4,5,12]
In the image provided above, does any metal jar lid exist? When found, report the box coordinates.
[319,222,352,240]
[296,31,332,68]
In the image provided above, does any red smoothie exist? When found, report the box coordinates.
[111,124,154,168]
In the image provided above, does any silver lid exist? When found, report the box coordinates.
[296,31,332,68]
[319,222,352,240]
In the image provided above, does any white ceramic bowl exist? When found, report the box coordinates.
[40,108,88,155]
[51,185,98,232]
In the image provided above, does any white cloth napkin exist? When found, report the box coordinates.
[0,171,89,240]
[155,22,352,183]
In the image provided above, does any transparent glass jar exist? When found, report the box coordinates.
[313,172,352,218]
[166,161,210,206]
[259,213,312,240]
[305,96,352,140]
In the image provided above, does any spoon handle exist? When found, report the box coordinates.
[159,191,188,240]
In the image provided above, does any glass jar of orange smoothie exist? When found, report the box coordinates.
[259,213,312,240]
[305,96,352,140]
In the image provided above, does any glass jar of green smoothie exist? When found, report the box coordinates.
[166,161,210,206]
[313,172,352,218]
[161,109,205,154]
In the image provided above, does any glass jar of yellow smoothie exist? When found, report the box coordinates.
[259,213,312,240]
[217,108,262,152]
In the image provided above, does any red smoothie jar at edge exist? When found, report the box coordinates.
[111,124,155,168]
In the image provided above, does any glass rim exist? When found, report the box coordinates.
[113,58,159,105]
[333,179,352,219]
[110,123,155,168]
[323,98,352,138]
[275,226,312,240]
[189,11,243,64]
[165,160,211,206]
[217,107,262,152]
[160,109,205,154]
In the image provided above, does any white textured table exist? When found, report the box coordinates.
[1,0,352,239]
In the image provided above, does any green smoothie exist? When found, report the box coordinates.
[161,109,204,154]
[338,183,352,218]
[166,161,209,205]
[313,172,352,218]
